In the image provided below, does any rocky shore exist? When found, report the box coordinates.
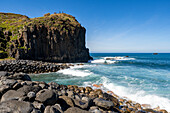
[0,60,168,113]
[0,60,72,74]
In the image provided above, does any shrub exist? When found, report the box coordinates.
[44,13,50,17]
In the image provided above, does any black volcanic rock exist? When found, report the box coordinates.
[0,13,92,62]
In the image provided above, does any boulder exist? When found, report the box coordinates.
[0,78,17,87]
[0,100,37,113]
[1,90,25,102]
[48,82,60,90]
[57,96,75,111]
[67,90,75,98]
[0,85,10,98]
[9,73,31,81]
[0,71,8,77]
[12,82,22,89]
[102,93,119,107]
[17,85,41,95]
[35,89,58,106]
[93,98,114,110]
[73,98,92,110]
[44,104,63,113]
[27,91,36,100]
[64,107,90,113]
[32,101,45,112]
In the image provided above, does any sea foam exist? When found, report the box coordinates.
[57,65,93,77]
[99,76,170,111]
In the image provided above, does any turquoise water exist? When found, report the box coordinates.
[31,53,170,111]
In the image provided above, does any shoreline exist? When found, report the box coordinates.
[0,60,169,113]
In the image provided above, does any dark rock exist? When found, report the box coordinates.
[89,109,102,113]
[73,98,92,110]
[1,13,92,63]
[67,90,75,98]
[10,73,31,81]
[48,82,60,90]
[0,71,8,77]
[35,89,58,106]
[12,82,22,89]
[17,85,41,95]
[75,94,81,100]
[57,96,75,111]
[27,91,36,100]
[102,93,119,107]
[143,109,156,113]
[0,78,17,88]
[0,100,37,113]
[0,85,10,98]
[93,98,114,110]
[39,83,48,89]
[44,104,63,113]
[32,101,45,112]
[64,107,90,113]
[1,90,25,102]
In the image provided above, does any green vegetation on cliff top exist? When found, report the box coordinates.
[0,12,81,33]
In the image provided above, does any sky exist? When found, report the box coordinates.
[1,0,170,53]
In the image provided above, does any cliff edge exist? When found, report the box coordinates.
[0,12,92,62]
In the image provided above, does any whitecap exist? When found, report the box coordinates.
[97,76,170,111]
[57,68,93,77]
[89,59,116,64]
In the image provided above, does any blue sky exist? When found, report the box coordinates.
[1,0,170,53]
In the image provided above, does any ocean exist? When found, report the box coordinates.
[31,53,170,111]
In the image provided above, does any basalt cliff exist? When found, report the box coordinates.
[0,12,92,62]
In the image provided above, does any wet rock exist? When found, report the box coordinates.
[93,98,114,110]
[64,107,90,113]
[35,89,58,106]
[89,91,98,99]
[0,100,37,113]
[158,109,168,113]
[85,86,93,93]
[102,93,119,107]
[1,90,25,102]
[134,103,142,110]
[94,89,103,95]
[143,109,157,113]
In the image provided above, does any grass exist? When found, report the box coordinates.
[0,57,15,61]
[0,12,83,59]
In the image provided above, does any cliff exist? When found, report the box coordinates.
[0,12,92,62]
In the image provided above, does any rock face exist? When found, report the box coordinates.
[0,12,92,62]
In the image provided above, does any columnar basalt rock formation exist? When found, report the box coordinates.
[0,12,92,62]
